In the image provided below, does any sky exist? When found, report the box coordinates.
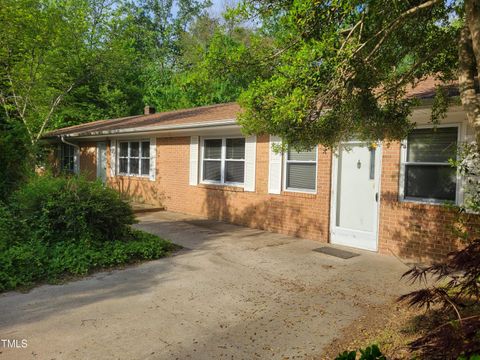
[208,0,239,17]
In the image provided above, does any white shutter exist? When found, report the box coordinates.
[189,136,199,185]
[110,140,116,177]
[73,146,80,174]
[268,135,282,194]
[149,137,156,181]
[244,135,256,192]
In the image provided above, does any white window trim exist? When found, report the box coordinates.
[399,123,464,205]
[200,136,246,187]
[117,140,151,178]
[282,146,318,194]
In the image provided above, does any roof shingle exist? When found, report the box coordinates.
[45,77,462,138]
[45,102,241,137]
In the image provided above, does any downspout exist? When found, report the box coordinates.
[60,135,80,174]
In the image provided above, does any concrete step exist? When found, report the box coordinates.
[130,202,165,214]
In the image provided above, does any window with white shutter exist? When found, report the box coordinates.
[284,146,317,193]
[200,137,246,186]
[189,136,199,185]
[268,136,282,194]
[116,140,152,178]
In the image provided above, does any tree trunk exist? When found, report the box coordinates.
[462,0,480,143]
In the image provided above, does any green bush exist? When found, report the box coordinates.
[0,119,32,202]
[9,175,136,244]
[336,345,386,360]
[0,204,14,251]
[0,239,48,290]
[0,175,175,292]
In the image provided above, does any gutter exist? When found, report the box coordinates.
[60,135,80,150]
[55,118,238,138]
[60,135,80,174]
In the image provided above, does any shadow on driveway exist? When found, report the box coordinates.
[0,211,412,360]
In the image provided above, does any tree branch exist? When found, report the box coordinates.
[34,82,76,143]
[364,0,441,62]
[458,23,480,140]
[6,73,34,143]
[338,17,364,53]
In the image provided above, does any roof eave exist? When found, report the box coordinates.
[48,118,239,139]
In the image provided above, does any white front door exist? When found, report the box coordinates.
[330,142,381,251]
[97,142,107,183]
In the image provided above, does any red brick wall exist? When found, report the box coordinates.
[79,142,97,181]
[79,136,478,261]
[105,135,332,242]
[378,142,480,262]
[162,135,332,240]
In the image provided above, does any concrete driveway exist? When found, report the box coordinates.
[0,211,412,360]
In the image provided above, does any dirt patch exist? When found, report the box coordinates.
[320,300,425,360]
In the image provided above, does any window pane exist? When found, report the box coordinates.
[141,159,150,175]
[405,164,456,201]
[225,161,244,183]
[226,138,245,159]
[119,142,128,157]
[62,144,74,157]
[204,139,222,159]
[287,163,316,190]
[130,158,139,174]
[288,148,316,161]
[62,157,73,172]
[130,142,139,157]
[61,144,74,172]
[119,158,128,173]
[407,127,457,163]
[141,141,150,158]
[203,160,221,181]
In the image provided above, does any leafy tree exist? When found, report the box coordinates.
[143,13,273,111]
[0,0,214,142]
[52,2,147,127]
[0,0,102,144]
[235,0,480,148]
[0,0,268,145]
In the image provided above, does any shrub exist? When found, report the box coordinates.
[0,119,32,202]
[0,175,175,291]
[0,203,13,251]
[335,345,386,360]
[0,239,48,291]
[9,175,136,244]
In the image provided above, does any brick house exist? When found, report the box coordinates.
[45,79,479,261]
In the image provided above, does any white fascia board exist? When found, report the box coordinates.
[62,119,238,139]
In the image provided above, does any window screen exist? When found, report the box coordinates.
[407,127,458,162]
[285,147,317,191]
[404,127,458,202]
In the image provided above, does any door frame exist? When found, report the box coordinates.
[329,141,383,252]
[96,141,107,183]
